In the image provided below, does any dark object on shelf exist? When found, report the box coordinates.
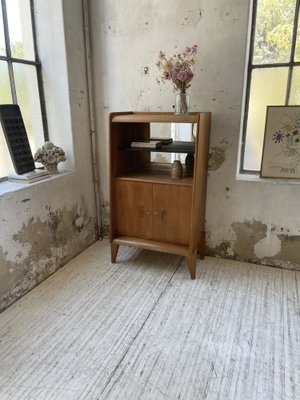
[185,153,195,174]
[122,141,194,153]
[0,104,35,174]
[131,140,162,149]
[150,137,173,144]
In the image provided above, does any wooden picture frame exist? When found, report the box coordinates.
[260,105,300,179]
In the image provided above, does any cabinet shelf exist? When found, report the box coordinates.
[116,164,193,186]
[120,141,195,154]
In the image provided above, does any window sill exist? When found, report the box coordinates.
[0,170,73,197]
[236,172,300,185]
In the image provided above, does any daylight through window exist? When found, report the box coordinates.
[0,0,48,179]
[240,0,300,173]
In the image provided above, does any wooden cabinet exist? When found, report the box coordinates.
[109,112,211,279]
[115,181,153,239]
[152,184,192,245]
[115,181,192,244]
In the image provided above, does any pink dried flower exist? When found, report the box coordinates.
[176,70,194,83]
[156,44,198,91]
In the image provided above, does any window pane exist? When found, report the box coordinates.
[244,68,288,171]
[294,16,300,61]
[13,63,43,153]
[0,61,12,103]
[0,4,6,56]
[289,67,300,104]
[253,0,296,64]
[0,63,13,179]
[6,0,35,60]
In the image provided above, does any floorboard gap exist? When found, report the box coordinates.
[98,257,183,397]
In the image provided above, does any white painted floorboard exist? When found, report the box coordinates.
[0,240,299,400]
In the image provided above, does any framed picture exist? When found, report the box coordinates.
[260,105,300,179]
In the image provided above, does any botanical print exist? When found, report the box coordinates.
[261,106,300,178]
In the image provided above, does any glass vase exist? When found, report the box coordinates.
[175,90,189,115]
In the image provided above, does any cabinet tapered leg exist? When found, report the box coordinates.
[111,242,119,263]
[186,252,197,280]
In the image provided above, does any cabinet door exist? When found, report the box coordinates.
[114,180,152,239]
[152,184,192,245]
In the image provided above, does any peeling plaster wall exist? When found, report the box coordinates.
[90,0,300,271]
[0,0,97,312]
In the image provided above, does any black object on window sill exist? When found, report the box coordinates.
[0,104,35,175]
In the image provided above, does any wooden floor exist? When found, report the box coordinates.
[0,241,299,400]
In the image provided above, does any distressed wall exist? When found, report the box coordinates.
[0,0,97,312]
[90,0,300,271]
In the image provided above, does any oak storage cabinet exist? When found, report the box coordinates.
[109,112,211,279]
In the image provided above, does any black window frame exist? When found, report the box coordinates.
[0,0,48,179]
[240,0,300,175]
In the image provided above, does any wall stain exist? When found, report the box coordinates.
[220,138,228,145]
[206,240,232,258]
[138,20,150,31]
[208,220,268,262]
[0,246,24,309]
[0,246,14,293]
[269,234,300,266]
[180,9,203,26]
[207,224,300,271]
[0,201,96,312]
[101,200,110,238]
[208,146,225,170]
[232,220,267,262]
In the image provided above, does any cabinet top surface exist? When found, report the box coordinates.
[110,112,210,124]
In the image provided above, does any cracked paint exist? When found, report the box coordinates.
[0,202,96,312]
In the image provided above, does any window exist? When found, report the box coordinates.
[0,0,48,179]
[240,0,300,173]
